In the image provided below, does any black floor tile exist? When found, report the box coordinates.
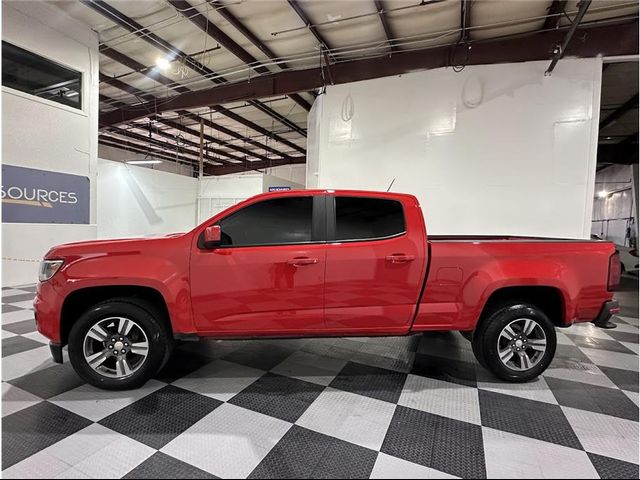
[554,344,594,364]
[99,385,222,449]
[545,376,639,421]
[2,402,92,469]
[605,329,639,344]
[222,343,295,370]
[2,336,45,357]
[599,365,640,393]
[3,319,38,335]
[123,452,218,479]
[478,390,583,449]
[9,363,85,399]
[249,425,377,479]
[588,452,640,479]
[154,348,216,383]
[381,406,486,479]
[411,353,477,388]
[229,373,324,423]
[566,334,637,355]
[329,361,407,404]
[2,293,35,303]
[1,304,28,313]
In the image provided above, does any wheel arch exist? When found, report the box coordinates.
[60,285,172,347]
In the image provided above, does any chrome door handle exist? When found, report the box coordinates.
[287,257,319,267]
[386,254,415,264]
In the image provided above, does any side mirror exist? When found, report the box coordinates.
[203,225,222,247]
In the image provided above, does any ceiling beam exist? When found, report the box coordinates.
[373,0,397,52]
[166,0,308,134]
[204,156,306,176]
[287,0,333,52]
[208,0,315,105]
[599,93,639,130]
[544,0,591,75]
[98,137,200,166]
[99,45,305,154]
[100,19,639,126]
[83,0,306,138]
[543,0,568,30]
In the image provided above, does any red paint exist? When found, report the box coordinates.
[34,190,617,346]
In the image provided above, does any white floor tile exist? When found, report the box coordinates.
[618,315,639,327]
[271,351,347,386]
[477,373,558,405]
[3,451,71,479]
[371,453,458,479]
[2,345,55,381]
[399,374,481,425]
[622,389,639,407]
[556,331,576,346]
[2,330,17,339]
[543,364,617,389]
[611,322,640,334]
[22,331,49,344]
[2,309,35,325]
[620,341,639,354]
[562,406,640,464]
[11,300,35,310]
[296,387,396,450]
[482,427,599,479]
[172,359,264,402]
[49,380,166,422]
[161,402,292,478]
[565,323,614,340]
[579,347,639,372]
[2,382,42,417]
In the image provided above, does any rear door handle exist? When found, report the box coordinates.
[287,257,319,267]
[386,254,416,264]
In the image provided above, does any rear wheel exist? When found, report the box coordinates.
[68,298,172,390]
[472,302,556,382]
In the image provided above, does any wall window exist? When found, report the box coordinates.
[219,197,313,246]
[2,41,82,110]
[335,197,405,241]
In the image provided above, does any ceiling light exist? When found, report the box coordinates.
[126,159,163,165]
[597,190,609,198]
[155,57,171,70]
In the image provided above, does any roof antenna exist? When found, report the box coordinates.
[386,178,396,192]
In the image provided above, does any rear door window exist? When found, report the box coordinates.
[334,197,405,241]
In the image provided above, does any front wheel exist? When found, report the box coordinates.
[68,298,171,390]
[472,303,556,382]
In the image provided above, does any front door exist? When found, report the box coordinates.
[190,194,326,336]
[323,195,427,335]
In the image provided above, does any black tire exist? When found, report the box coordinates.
[68,298,172,390]
[459,330,473,342]
[472,302,556,382]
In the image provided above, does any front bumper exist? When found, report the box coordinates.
[592,300,619,329]
[49,343,63,364]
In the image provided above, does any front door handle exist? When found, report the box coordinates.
[287,257,319,267]
[386,254,416,264]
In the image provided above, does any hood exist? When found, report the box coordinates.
[45,232,188,258]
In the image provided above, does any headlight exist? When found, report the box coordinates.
[38,259,64,282]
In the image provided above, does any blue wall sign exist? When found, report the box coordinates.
[2,164,90,224]
[268,186,292,192]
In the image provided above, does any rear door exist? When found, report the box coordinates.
[323,194,427,334]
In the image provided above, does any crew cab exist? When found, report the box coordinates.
[34,190,622,390]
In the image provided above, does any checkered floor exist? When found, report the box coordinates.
[2,283,639,479]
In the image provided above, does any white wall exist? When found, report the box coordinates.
[98,144,195,177]
[97,159,198,238]
[263,164,307,186]
[592,164,636,246]
[308,58,602,239]
[197,174,264,223]
[2,2,99,286]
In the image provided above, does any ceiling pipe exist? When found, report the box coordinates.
[544,0,592,75]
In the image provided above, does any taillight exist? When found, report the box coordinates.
[608,252,622,291]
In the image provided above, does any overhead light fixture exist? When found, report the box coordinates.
[126,159,163,165]
[597,190,609,198]
[155,57,171,70]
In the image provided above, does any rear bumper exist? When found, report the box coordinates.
[592,300,620,328]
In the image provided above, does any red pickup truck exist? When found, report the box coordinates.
[34,190,621,390]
